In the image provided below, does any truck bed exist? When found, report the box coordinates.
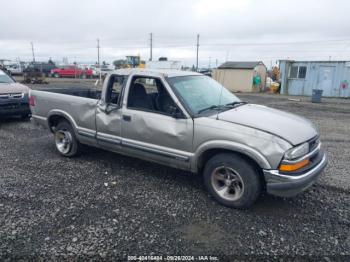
[30,87,102,132]
[35,87,101,100]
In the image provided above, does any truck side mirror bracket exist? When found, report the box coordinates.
[169,106,184,119]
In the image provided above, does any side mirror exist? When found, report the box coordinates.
[104,103,119,114]
[169,106,184,119]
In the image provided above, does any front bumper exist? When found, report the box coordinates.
[0,102,30,116]
[263,152,327,197]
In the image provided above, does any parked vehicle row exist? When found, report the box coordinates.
[2,60,109,78]
[29,68,327,209]
[51,66,93,78]
[24,62,57,77]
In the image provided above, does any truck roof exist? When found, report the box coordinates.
[110,68,202,78]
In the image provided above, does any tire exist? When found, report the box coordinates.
[54,120,80,157]
[203,153,261,209]
[81,74,87,79]
[54,73,60,78]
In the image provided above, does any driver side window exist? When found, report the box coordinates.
[127,76,177,116]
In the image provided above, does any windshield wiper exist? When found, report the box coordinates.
[197,102,247,115]
[197,105,222,114]
[224,101,247,107]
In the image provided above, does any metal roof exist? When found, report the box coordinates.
[218,61,264,69]
[279,59,350,63]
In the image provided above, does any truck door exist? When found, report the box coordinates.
[95,74,126,152]
[120,74,193,170]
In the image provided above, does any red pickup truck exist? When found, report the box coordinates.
[51,66,93,78]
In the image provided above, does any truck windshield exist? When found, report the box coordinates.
[167,75,241,115]
[0,70,15,84]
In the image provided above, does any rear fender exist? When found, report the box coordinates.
[47,109,79,135]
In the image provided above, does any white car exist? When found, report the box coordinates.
[7,63,23,75]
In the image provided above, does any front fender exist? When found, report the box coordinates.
[192,140,272,172]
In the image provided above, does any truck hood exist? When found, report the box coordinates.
[0,82,29,94]
[217,104,317,145]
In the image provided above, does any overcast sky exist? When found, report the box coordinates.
[1,0,350,68]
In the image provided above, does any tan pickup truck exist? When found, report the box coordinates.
[30,68,327,208]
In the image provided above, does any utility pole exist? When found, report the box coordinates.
[97,38,100,68]
[31,42,36,62]
[97,38,101,82]
[149,33,153,61]
[196,34,199,71]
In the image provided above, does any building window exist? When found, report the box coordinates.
[289,66,299,78]
[289,66,307,79]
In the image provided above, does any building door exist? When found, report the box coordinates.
[317,66,335,97]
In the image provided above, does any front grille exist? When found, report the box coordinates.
[0,93,23,99]
[0,103,20,110]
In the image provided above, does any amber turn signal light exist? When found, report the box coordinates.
[279,159,310,172]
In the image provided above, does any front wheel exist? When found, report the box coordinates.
[54,121,80,157]
[203,153,262,209]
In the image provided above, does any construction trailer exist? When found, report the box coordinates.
[279,60,350,97]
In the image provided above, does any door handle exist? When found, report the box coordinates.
[123,115,131,121]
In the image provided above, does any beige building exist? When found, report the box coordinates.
[212,61,267,92]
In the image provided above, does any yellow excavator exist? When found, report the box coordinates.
[113,56,145,69]
[125,56,145,68]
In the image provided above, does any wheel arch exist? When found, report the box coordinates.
[193,141,272,173]
[47,110,78,135]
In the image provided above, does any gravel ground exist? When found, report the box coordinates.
[0,80,349,260]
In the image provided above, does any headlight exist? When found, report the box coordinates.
[284,142,309,160]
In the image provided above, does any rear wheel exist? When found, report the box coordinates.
[203,153,262,209]
[54,121,80,157]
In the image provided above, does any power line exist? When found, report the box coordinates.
[199,38,350,47]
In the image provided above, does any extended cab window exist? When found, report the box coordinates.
[127,76,176,115]
[106,75,126,104]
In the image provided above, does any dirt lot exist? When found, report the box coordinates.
[0,78,349,260]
